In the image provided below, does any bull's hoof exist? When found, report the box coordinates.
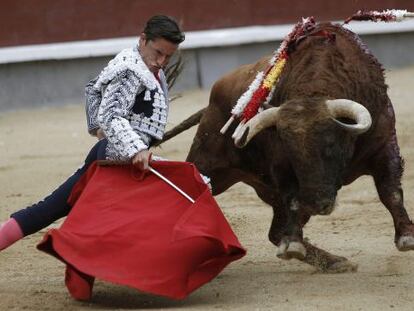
[318,259,358,274]
[396,235,414,251]
[277,241,306,260]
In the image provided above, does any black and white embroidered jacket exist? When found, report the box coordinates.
[85,45,169,161]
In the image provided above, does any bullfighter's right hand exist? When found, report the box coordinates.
[132,150,152,171]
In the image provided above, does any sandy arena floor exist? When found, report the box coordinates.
[1,66,414,310]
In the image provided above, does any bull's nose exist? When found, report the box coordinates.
[318,205,333,215]
[303,199,336,216]
[317,199,336,215]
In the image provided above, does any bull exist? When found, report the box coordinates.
[158,22,414,272]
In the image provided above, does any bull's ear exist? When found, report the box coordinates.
[325,99,372,135]
[233,107,281,148]
[262,103,273,110]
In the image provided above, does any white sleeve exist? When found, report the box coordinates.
[98,69,147,159]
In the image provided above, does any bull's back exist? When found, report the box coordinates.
[208,56,270,115]
[276,23,387,111]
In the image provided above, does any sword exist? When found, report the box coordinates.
[148,166,195,203]
[98,160,195,203]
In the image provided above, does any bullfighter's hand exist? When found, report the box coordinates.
[132,150,152,171]
[96,128,106,140]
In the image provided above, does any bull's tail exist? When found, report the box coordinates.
[153,108,206,147]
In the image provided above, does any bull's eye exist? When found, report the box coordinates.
[324,146,333,157]
[323,135,336,158]
[324,134,336,144]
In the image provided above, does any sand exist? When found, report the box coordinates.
[1,66,413,310]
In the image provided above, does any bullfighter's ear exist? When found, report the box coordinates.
[325,99,372,135]
[139,33,147,45]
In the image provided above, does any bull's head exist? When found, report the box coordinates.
[233,99,372,215]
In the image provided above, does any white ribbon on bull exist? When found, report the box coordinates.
[221,17,319,136]
[220,72,266,135]
[343,9,414,24]
[361,9,414,21]
[232,99,372,148]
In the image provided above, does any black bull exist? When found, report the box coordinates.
[157,22,414,272]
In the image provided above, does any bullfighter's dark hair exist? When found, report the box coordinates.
[143,15,185,44]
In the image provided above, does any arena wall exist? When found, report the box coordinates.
[1,1,414,110]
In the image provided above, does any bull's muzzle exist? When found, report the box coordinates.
[299,197,337,216]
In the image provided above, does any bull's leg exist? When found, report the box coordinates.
[266,206,357,272]
[280,212,358,272]
[253,188,307,260]
[274,203,307,260]
[371,135,414,251]
[267,202,299,258]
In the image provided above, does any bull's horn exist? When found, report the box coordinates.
[233,107,280,148]
[325,99,372,134]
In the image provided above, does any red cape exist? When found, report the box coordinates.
[37,161,246,300]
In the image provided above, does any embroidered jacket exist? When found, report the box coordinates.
[85,45,169,161]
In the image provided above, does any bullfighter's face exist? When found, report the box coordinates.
[139,34,178,74]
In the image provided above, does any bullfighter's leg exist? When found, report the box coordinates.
[371,133,414,251]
